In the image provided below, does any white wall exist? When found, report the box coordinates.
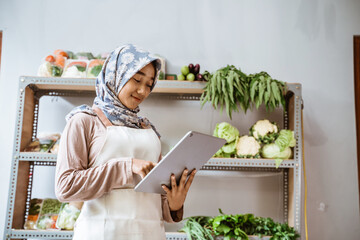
[1,0,360,239]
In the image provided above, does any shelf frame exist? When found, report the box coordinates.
[4,76,303,239]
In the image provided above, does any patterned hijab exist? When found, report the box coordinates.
[66,44,162,137]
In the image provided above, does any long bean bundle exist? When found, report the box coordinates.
[200,66,287,119]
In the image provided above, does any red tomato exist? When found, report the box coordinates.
[45,55,55,63]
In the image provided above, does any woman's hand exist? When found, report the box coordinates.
[162,169,196,211]
[132,158,157,179]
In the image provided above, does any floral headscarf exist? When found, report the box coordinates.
[66,44,162,137]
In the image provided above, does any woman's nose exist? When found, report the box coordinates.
[137,85,146,95]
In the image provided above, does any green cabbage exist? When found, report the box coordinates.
[56,203,81,230]
[213,122,239,143]
[221,140,237,154]
[261,143,292,159]
[275,130,296,151]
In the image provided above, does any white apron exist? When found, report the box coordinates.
[73,126,165,240]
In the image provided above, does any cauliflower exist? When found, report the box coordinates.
[249,119,279,144]
[236,135,261,158]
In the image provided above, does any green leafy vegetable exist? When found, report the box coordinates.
[275,130,296,152]
[56,203,81,230]
[201,65,249,119]
[181,210,300,240]
[222,140,238,154]
[90,65,103,77]
[180,216,214,240]
[213,122,240,157]
[51,65,62,77]
[213,122,239,143]
[75,65,86,72]
[200,67,287,119]
[261,143,292,159]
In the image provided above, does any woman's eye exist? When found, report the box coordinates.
[133,78,140,83]
[146,85,152,88]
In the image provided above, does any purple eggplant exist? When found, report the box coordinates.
[188,64,194,74]
[194,64,200,75]
[196,73,203,81]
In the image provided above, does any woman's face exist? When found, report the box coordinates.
[118,62,155,110]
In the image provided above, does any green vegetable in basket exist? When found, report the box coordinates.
[56,203,81,230]
[261,130,296,161]
[40,199,62,215]
[51,65,62,77]
[90,65,103,77]
[180,216,214,240]
[261,143,292,159]
[275,130,296,151]
[200,65,249,119]
[75,65,86,72]
[213,122,239,143]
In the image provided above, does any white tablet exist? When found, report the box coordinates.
[134,131,226,194]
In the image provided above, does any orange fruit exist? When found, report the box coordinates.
[54,55,65,68]
[54,49,68,58]
[45,55,55,63]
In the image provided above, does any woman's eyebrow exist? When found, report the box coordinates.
[137,71,155,80]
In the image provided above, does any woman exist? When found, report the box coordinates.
[55,44,196,240]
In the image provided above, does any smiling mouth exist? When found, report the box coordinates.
[132,96,142,102]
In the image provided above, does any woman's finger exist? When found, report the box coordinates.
[139,170,146,179]
[171,174,177,190]
[185,169,196,192]
[162,185,171,194]
[179,169,188,188]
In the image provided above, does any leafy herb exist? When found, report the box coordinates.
[75,65,86,72]
[51,65,62,76]
[39,198,62,215]
[90,65,103,76]
[181,209,300,240]
[180,216,214,240]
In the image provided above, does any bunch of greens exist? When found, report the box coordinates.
[51,65,62,77]
[200,65,249,119]
[208,209,254,239]
[213,122,240,158]
[39,198,62,215]
[200,67,286,119]
[180,216,214,240]
[180,209,300,240]
[249,72,286,112]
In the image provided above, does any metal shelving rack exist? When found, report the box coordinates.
[3,76,303,240]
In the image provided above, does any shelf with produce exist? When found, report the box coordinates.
[205,158,297,169]
[5,74,303,240]
[6,230,183,240]
[18,152,57,162]
[20,75,300,95]
[6,230,269,240]
[17,152,297,169]
[19,76,207,95]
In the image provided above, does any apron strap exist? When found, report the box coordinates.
[92,105,113,127]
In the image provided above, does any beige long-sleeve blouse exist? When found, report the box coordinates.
[55,112,183,222]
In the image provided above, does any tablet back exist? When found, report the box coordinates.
[134,131,226,194]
